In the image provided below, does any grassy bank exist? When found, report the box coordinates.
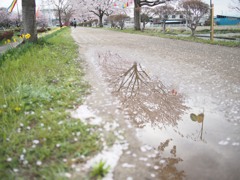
[110,28,240,47]
[0,28,101,179]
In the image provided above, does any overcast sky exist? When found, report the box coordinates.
[0,0,239,17]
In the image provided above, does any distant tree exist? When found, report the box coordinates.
[74,0,116,27]
[82,19,98,27]
[203,15,211,26]
[133,0,172,30]
[73,7,93,24]
[36,16,48,28]
[0,8,19,28]
[109,14,129,30]
[88,19,98,27]
[51,0,72,27]
[62,3,74,26]
[230,0,240,12]
[0,8,11,27]
[179,0,209,36]
[36,8,48,28]
[153,4,175,33]
[141,7,153,31]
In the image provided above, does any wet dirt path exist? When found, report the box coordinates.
[71,27,240,180]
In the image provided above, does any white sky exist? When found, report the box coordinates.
[0,0,239,17]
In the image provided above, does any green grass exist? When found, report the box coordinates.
[196,28,240,34]
[90,160,110,179]
[110,28,240,47]
[0,27,101,179]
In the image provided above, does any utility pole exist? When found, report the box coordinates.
[16,1,20,26]
[210,0,214,41]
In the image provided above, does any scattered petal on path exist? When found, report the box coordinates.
[122,163,136,168]
[218,140,229,145]
[160,160,166,164]
[126,177,133,180]
[232,142,239,146]
[139,157,148,161]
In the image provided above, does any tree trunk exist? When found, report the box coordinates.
[191,28,195,36]
[142,21,146,31]
[134,6,141,30]
[22,0,37,42]
[99,15,103,27]
[58,9,62,27]
[163,21,166,33]
[190,25,196,36]
[120,20,124,30]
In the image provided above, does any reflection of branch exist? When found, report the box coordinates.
[157,139,185,179]
[158,139,172,151]
[98,51,187,128]
[200,120,204,140]
[117,62,152,97]
[139,0,170,7]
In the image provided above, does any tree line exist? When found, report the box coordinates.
[2,0,239,43]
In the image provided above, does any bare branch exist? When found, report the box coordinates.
[139,0,171,7]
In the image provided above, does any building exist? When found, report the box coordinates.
[152,13,208,26]
[38,0,58,27]
[152,14,186,25]
[214,15,240,25]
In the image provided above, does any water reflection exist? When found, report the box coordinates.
[98,51,187,179]
[96,51,240,179]
[157,140,185,180]
[98,51,187,129]
[190,112,205,141]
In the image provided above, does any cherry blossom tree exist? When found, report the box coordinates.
[72,0,123,27]
[71,0,174,29]
[108,14,129,29]
[0,8,12,28]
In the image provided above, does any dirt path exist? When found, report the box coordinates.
[71,27,240,180]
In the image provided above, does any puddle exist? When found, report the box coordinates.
[98,51,187,128]
[136,99,240,180]
[97,51,240,179]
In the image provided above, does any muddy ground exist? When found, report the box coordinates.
[70,27,240,180]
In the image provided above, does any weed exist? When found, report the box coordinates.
[90,160,110,179]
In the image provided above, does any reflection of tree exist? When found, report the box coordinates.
[157,139,185,180]
[98,51,187,128]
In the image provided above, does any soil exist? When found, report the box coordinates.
[70,27,240,180]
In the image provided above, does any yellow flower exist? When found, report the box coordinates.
[7,39,11,43]
[13,38,17,42]
[25,33,31,39]
[14,107,21,112]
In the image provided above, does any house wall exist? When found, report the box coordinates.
[214,15,240,25]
